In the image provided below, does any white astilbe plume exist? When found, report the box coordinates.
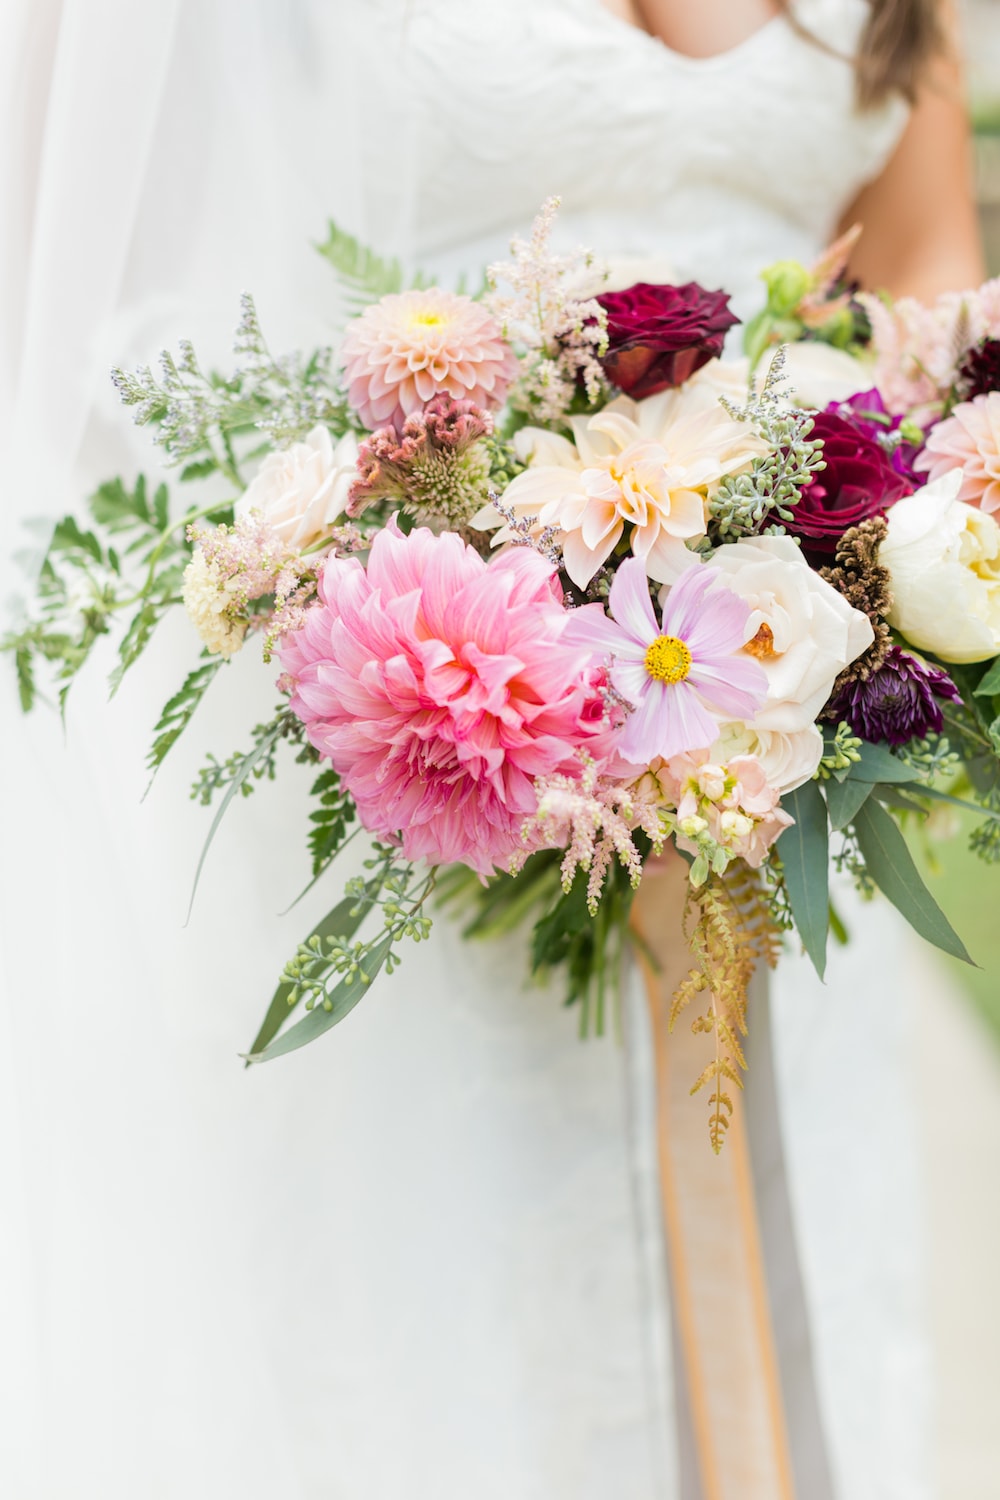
[518,753,666,914]
[485,196,609,423]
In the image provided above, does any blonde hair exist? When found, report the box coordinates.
[777,0,949,107]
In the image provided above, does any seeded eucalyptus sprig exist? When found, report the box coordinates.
[708,347,826,542]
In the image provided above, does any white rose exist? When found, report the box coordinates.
[759,342,869,410]
[711,721,824,795]
[881,468,1000,663]
[235,426,358,550]
[703,534,873,732]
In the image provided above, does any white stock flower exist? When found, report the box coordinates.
[710,720,824,795]
[181,551,247,659]
[881,468,1000,663]
[702,534,873,731]
[235,426,358,551]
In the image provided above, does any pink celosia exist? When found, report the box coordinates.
[914,392,1000,513]
[563,557,768,762]
[279,522,612,876]
[340,288,517,431]
[348,394,494,524]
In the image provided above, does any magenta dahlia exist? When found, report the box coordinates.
[279,523,612,876]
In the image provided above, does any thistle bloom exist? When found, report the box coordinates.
[913,392,1000,515]
[563,557,768,762]
[279,523,611,876]
[825,647,961,746]
[340,288,517,431]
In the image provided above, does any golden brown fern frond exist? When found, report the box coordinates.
[670,866,781,1152]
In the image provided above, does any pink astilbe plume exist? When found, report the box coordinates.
[280,522,614,876]
[340,288,517,431]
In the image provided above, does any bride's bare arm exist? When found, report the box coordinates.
[839,30,986,299]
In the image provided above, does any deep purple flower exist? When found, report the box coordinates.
[784,410,913,557]
[959,338,1000,401]
[825,647,961,746]
[823,388,923,485]
[595,281,739,399]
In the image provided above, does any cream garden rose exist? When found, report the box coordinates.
[710,720,825,795]
[235,426,358,550]
[702,534,874,732]
[881,468,1000,663]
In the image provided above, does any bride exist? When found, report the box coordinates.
[0,1,984,1496]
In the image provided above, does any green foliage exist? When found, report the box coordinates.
[315,221,406,317]
[148,659,223,772]
[1,475,225,715]
[305,767,357,878]
[111,293,349,483]
[777,778,830,978]
[853,798,974,964]
[245,850,436,1064]
[708,348,826,541]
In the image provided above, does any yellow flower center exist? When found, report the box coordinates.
[643,634,692,683]
[410,312,445,330]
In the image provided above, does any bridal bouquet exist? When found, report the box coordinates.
[8,200,1000,1148]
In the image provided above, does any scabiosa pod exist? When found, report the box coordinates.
[562,557,768,763]
[348,394,494,526]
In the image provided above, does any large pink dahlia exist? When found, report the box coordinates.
[279,523,611,875]
[340,288,518,431]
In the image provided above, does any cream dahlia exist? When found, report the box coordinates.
[473,391,764,588]
[913,392,1000,514]
[340,288,517,431]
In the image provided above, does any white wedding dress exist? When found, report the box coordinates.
[0,3,930,1497]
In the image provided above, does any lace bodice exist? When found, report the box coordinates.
[377,0,908,319]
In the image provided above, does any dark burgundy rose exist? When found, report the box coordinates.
[959,338,1000,401]
[595,281,740,399]
[825,647,961,746]
[824,388,922,486]
[784,410,913,556]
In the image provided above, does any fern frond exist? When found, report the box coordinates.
[316,221,404,317]
[670,865,781,1152]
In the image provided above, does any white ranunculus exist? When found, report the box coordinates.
[710,721,824,795]
[235,426,358,550]
[759,342,869,410]
[703,534,874,732]
[881,468,1000,663]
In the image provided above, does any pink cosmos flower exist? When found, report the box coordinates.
[279,522,611,876]
[340,288,518,431]
[563,557,768,763]
[914,392,1000,514]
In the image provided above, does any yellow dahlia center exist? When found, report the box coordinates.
[410,311,446,330]
[644,634,692,684]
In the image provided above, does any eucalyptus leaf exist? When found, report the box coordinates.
[973,656,1000,697]
[845,741,922,785]
[245,876,384,1060]
[824,775,873,831]
[853,798,974,965]
[245,930,394,1064]
[779,779,829,978]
